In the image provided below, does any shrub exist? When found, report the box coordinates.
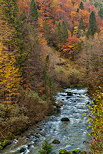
[38,140,52,154]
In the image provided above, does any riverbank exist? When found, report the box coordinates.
[0,90,54,150]
[0,88,92,154]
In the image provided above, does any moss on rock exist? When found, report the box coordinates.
[0,140,11,150]
[52,139,60,144]
[59,149,72,154]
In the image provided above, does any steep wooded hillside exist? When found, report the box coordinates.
[0,0,103,153]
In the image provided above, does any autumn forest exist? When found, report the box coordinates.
[0,0,103,153]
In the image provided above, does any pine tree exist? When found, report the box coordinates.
[87,11,97,37]
[44,21,51,42]
[57,21,68,44]
[2,0,26,72]
[98,8,103,18]
[30,0,38,21]
[57,22,62,43]
[78,18,85,30]
[62,21,68,42]
[79,2,84,10]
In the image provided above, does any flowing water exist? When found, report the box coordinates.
[1,88,92,154]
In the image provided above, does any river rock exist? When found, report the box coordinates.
[66,96,70,99]
[0,140,11,150]
[52,139,60,144]
[59,149,72,154]
[60,94,66,96]
[81,151,87,154]
[72,150,81,154]
[66,92,73,96]
[19,147,26,153]
[55,102,63,108]
[61,117,70,122]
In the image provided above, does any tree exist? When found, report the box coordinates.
[61,35,80,61]
[98,8,103,19]
[87,11,97,37]
[79,2,84,10]
[57,21,68,44]
[44,21,51,43]
[1,0,27,72]
[78,18,85,30]
[62,21,68,42]
[0,42,21,104]
[39,140,52,154]
[30,0,38,21]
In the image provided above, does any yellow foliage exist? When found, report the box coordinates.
[51,0,58,8]
[90,86,103,153]
[0,41,21,103]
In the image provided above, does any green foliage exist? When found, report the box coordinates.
[43,55,56,99]
[0,139,11,150]
[30,0,38,21]
[78,18,85,31]
[59,149,72,154]
[78,18,85,37]
[87,11,97,37]
[57,21,68,44]
[94,2,99,8]
[98,7,103,18]
[38,140,52,154]
[52,139,60,144]
[2,0,27,72]
[0,103,29,139]
[24,90,46,104]
[2,0,18,26]
[79,2,84,10]
[44,21,52,45]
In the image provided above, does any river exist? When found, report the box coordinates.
[1,88,92,154]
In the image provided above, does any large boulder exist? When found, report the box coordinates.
[72,150,81,154]
[61,117,70,122]
[19,147,26,153]
[66,92,73,96]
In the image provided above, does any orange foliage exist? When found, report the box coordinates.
[62,36,79,55]
[17,0,31,18]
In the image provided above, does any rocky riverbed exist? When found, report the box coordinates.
[1,88,92,154]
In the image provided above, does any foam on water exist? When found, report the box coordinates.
[1,88,92,154]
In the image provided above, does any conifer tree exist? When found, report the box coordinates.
[79,2,84,10]
[62,21,68,42]
[87,11,97,37]
[2,0,26,72]
[78,18,85,30]
[57,22,62,43]
[98,8,103,18]
[30,0,38,21]
[57,21,68,44]
[44,21,51,42]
